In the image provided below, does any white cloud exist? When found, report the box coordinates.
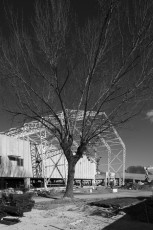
[146,110,153,123]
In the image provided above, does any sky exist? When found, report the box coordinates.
[0,0,153,170]
[120,115,153,168]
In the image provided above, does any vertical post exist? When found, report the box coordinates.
[40,131,47,189]
[64,152,67,186]
[122,149,126,185]
[24,177,30,190]
[101,138,111,187]
[119,177,122,186]
[40,132,44,185]
[108,123,126,187]
[106,142,111,187]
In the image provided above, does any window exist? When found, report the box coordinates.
[17,158,24,166]
[8,156,17,161]
[8,156,23,166]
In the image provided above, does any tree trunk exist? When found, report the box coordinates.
[64,157,77,198]
[61,140,84,198]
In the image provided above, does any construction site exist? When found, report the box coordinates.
[0,110,153,229]
[0,110,126,190]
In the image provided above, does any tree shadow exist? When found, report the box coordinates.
[122,197,153,223]
[87,196,153,229]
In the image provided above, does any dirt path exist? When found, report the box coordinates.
[0,202,153,230]
[0,203,125,230]
[0,190,153,230]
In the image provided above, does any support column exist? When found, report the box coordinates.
[122,149,126,185]
[119,177,122,186]
[24,177,30,190]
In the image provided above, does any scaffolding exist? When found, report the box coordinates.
[1,110,126,186]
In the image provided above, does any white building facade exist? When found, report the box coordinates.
[0,134,96,188]
[0,134,32,178]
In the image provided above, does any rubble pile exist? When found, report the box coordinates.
[141,181,153,191]
[86,201,121,218]
[88,197,153,224]
[121,180,153,191]
[120,182,141,190]
[0,189,35,223]
[10,193,35,212]
[37,189,62,199]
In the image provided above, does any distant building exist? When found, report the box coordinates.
[95,172,153,185]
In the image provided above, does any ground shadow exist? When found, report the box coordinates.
[102,214,153,230]
[0,216,20,225]
[88,196,153,229]
[122,197,153,223]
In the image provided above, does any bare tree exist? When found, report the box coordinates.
[0,0,153,197]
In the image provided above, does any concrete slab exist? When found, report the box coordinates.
[74,190,153,200]
[33,190,153,203]
[33,197,55,203]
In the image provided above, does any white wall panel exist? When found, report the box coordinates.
[45,153,96,180]
[0,134,96,180]
[0,134,32,178]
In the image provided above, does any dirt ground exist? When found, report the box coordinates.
[0,190,153,230]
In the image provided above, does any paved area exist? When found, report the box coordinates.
[33,190,153,203]
[74,190,153,199]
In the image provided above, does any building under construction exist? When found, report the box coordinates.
[0,110,126,189]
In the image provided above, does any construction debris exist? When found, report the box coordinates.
[87,197,153,223]
[36,189,62,199]
[120,181,153,191]
[0,205,23,217]
[69,219,84,227]
[0,189,35,224]
[79,203,121,218]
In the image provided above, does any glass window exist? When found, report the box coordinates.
[8,156,16,161]
[17,158,24,166]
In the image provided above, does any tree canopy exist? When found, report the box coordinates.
[0,0,153,197]
[126,166,153,175]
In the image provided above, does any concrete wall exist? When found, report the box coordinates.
[0,134,32,177]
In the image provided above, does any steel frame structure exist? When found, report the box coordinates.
[1,110,126,186]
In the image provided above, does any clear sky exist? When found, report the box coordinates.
[120,114,153,168]
[0,0,153,170]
